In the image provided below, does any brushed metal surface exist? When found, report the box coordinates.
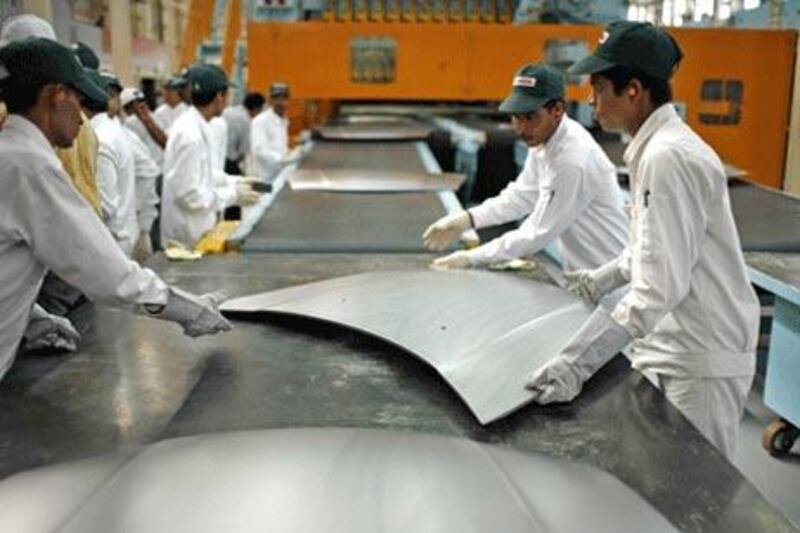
[313,124,433,141]
[0,428,677,533]
[286,168,465,193]
[221,270,593,424]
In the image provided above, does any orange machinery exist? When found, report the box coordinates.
[242,21,796,190]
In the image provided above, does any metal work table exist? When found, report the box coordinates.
[0,253,794,532]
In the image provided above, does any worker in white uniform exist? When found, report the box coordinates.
[161,63,262,248]
[153,76,188,134]
[0,38,231,381]
[250,83,291,186]
[124,94,167,166]
[84,70,139,257]
[222,92,265,175]
[526,22,760,459]
[424,64,628,272]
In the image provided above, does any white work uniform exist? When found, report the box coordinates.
[124,127,161,235]
[467,116,628,271]
[154,101,188,135]
[222,105,251,164]
[209,116,228,173]
[0,115,168,380]
[125,114,164,167]
[161,106,237,247]
[250,107,288,184]
[609,104,759,458]
[92,112,139,257]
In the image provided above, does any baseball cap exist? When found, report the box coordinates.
[498,64,565,114]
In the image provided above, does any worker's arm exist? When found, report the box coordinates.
[467,150,540,229]
[133,101,168,148]
[467,162,592,266]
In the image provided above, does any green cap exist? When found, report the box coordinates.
[98,70,122,92]
[185,63,231,94]
[165,75,188,90]
[82,68,110,110]
[498,64,565,114]
[72,41,99,70]
[568,21,683,80]
[0,37,108,106]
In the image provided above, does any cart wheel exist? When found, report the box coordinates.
[762,418,800,457]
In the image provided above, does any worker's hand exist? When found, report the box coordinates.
[525,307,631,404]
[144,287,232,337]
[281,153,301,166]
[131,100,151,120]
[238,176,262,186]
[422,211,471,252]
[24,306,81,353]
[235,183,262,206]
[132,231,153,263]
[431,251,472,270]
[564,257,627,304]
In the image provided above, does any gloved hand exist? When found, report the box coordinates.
[422,211,471,252]
[431,251,472,270]
[235,182,262,206]
[143,287,233,337]
[132,231,153,263]
[525,307,632,404]
[24,304,81,352]
[281,153,301,166]
[237,176,262,186]
[564,256,627,304]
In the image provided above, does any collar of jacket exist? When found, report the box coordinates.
[623,103,679,170]
[533,114,568,161]
[2,114,61,165]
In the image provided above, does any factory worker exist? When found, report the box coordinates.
[250,82,291,185]
[161,63,262,247]
[124,89,167,165]
[85,70,138,257]
[223,92,265,175]
[210,114,228,173]
[424,64,628,272]
[154,76,188,133]
[0,38,231,381]
[526,22,759,459]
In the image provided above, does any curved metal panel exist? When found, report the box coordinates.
[0,428,677,533]
[313,124,433,141]
[221,270,593,424]
[287,168,465,193]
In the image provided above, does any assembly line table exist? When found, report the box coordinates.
[0,252,795,532]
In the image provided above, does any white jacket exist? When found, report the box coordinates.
[125,114,164,166]
[124,126,161,234]
[161,106,237,247]
[610,104,760,378]
[223,105,251,163]
[209,116,228,173]
[92,113,139,256]
[0,115,168,380]
[467,116,628,271]
[154,101,188,135]
[250,107,288,183]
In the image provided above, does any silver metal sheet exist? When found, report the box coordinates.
[314,124,433,141]
[0,428,677,533]
[221,270,593,424]
[286,168,465,193]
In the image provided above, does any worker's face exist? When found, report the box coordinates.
[107,89,121,117]
[211,91,227,118]
[511,103,564,147]
[164,88,182,107]
[47,84,84,148]
[589,74,632,133]
[270,95,288,117]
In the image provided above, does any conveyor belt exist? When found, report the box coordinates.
[298,141,429,172]
[729,180,800,252]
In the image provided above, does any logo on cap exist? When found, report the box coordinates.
[513,76,537,88]
[599,31,610,44]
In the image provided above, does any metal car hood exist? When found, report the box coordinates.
[286,168,465,193]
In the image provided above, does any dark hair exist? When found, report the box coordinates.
[191,89,226,107]
[596,65,672,106]
[543,98,566,111]
[2,83,43,113]
[243,92,265,111]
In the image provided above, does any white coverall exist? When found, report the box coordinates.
[0,115,168,380]
[91,112,139,257]
[249,107,288,184]
[124,127,161,237]
[154,101,188,135]
[209,116,229,173]
[609,104,760,458]
[161,106,237,247]
[467,116,629,271]
[125,114,164,167]
[222,104,251,166]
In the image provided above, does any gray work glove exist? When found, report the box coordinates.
[132,231,153,263]
[431,250,473,270]
[235,182,262,206]
[525,307,632,404]
[564,256,628,304]
[422,211,471,252]
[24,304,81,352]
[143,287,233,337]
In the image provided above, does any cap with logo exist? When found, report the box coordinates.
[568,21,683,80]
[269,82,290,98]
[0,37,108,106]
[185,63,232,95]
[498,64,565,114]
[120,87,145,108]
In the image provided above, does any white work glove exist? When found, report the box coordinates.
[281,153,301,166]
[23,304,81,352]
[564,256,627,304]
[235,182,262,206]
[422,211,471,252]
[431,250,473,270]
[143,287,233,337]
[132,231,153,263]
[525,307,632,404]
